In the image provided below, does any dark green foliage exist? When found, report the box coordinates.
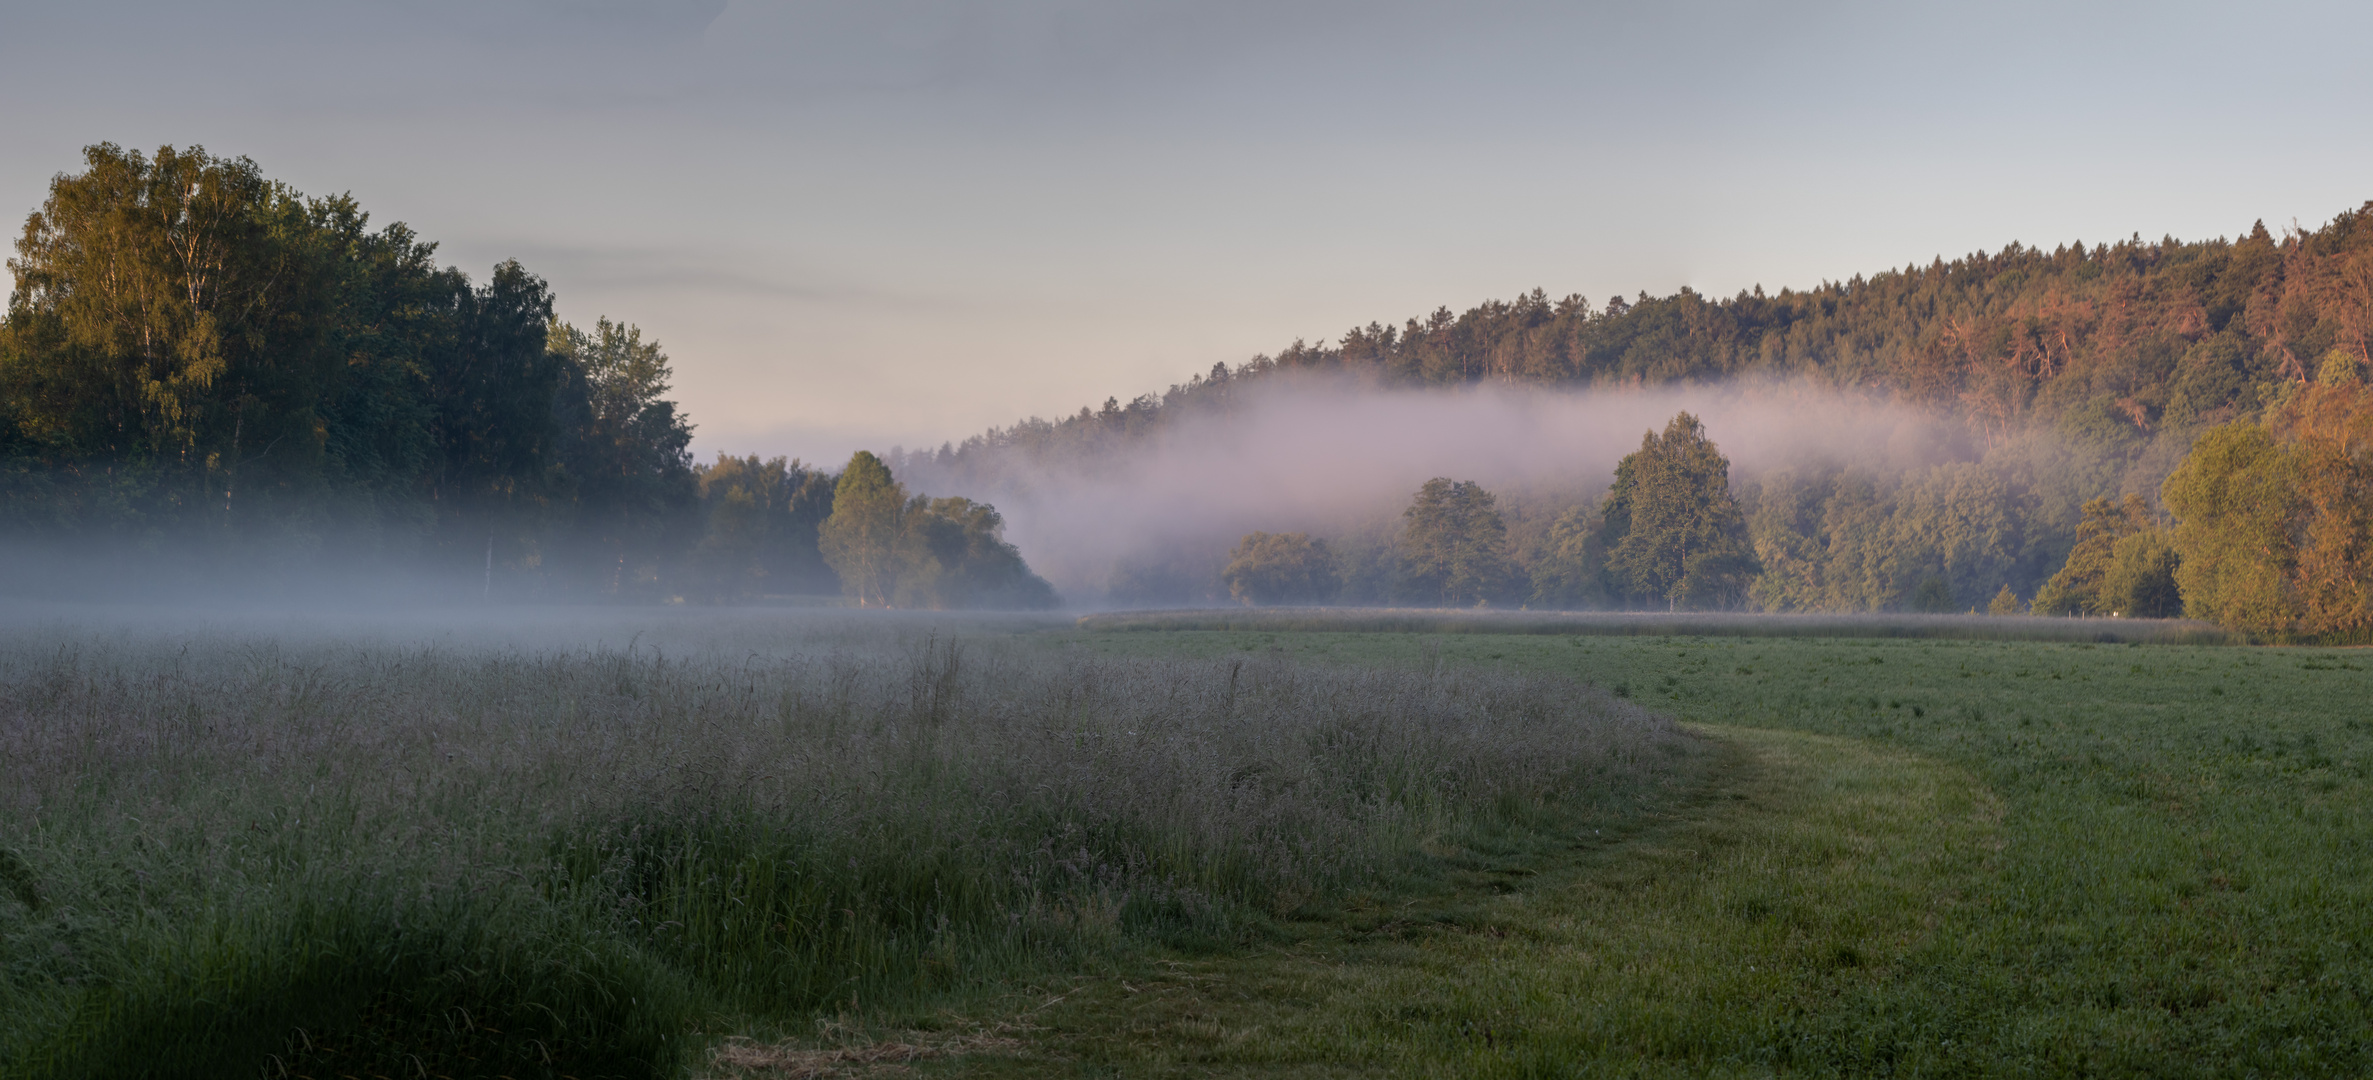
[819,452,1055,609]
[2104,529,2184,618]
[1742,460,2047,615]
[688,454,838,601]
[24,881,692,1080]
[1603,413,1760,610]
[2033,495,2177,617]
[1398,478,1519,606]
[546,318,700,596]
[1526,504,1610,609]
[895,496,1057,609]
[0,143,710,595]
[1221,531,1341,605]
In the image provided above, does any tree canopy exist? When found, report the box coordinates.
[2033,496,2179,618]
[1222,531,1340,606]
[817,451,1054,609]
[1602,412,1760,610]
[1399,478,1518,606]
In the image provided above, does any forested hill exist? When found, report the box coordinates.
[884,202,2373,629]
[904,207,2373,475]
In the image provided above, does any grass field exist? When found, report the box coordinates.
[911,626,2373,1076]
[0,608,1693,1079]
[5,608,2372,1077]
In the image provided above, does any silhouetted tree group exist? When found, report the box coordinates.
[0,143,1051,606]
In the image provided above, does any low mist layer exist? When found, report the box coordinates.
[897,376,2059,603]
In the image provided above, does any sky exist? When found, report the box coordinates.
[6,0,2373,466]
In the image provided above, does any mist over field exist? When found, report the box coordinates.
[898,376,1981,598]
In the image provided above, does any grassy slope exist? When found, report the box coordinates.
[850,629,2373,1077]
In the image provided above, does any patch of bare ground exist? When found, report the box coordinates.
[707,1025,1030,1078]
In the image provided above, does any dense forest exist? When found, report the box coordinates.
[0,143,1049,607]
[892,202,2373,633]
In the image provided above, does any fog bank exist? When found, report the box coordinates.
[900,377,1981,599]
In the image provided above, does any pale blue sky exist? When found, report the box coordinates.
[6,1,2370,464]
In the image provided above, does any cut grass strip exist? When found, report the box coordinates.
[819,724,1999,1077]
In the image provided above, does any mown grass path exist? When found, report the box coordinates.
[834,631,2373,1077]
[903,725,1994,1078]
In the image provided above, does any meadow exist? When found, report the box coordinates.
[0,608,1689,1079]
[987,623,2373,1076]
[4,607,2372,1078]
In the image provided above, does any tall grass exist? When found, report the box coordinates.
[1080,607,2238,644]
[0,615,1688,1078]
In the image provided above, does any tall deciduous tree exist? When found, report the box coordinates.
[2269,383,2373,635]
[3,143,340,518]
[547,317,697,593]
[2162,424,2302,631]
[819,451,907,607]
[1398,478,1517,606]
[1603,412,1759,610]
[2103,530,2184,618]
[0,142,714,597]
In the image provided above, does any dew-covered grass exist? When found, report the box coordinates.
[0,609,1695,1079]
[993,628,2373,1076]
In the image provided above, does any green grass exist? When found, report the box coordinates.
[1078,608,2236,644]
[0,613,1696,1079]
[12,609,2373,1076]
[817,627,2373,1076]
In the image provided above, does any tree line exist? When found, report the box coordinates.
[0,143,1049,608]
[1215,413,1763,612]
[1215,396,2373,641]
